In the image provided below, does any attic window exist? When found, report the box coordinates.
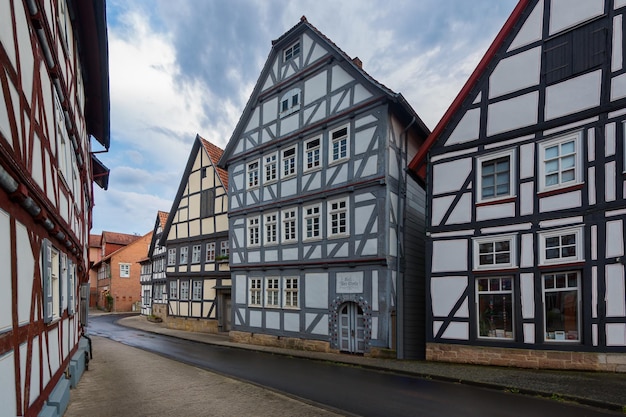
[284,41,300,61]
[280,88,301,117]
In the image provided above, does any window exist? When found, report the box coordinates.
[280,89,301,116]
[265,212,278,245]
[192,245,201,264]
[143,289,151,306]
[248,217,260,246]
[539,132,582,192]
[169,281,178,299]
[179,247,188,265]
[220,241,229,258]
[192,281,202,301]
[330,126,348,163]
[284,277,299,309]
[282,208,297,243]
[282,146,297,178]
[201,167,207,178]
[477,150,514,202]
[265,278,280,308]
[206,242,215,262]
[249,278,262,306]
[168,248,176,265]
[247,160,259,188]
[304,204,321,240]
[264,153,277,183]
[539,226,583,265]
[473,235,516,270]
[180,280,189,300]
[284,41,300,61]
[543,271,580,342]
[305,137,321,171]
[328,198,348,237]
[42,240,61,323]
[477,277,514,339]
[544,18,606,85]
[119,263,130,278]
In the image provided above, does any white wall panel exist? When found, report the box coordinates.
[545,71,602,120]
[445,108,480,145]
[523,323,535,344]
[476,202,515,221]
[16,222,33,326]
[447,193,473,224]
[284,312,300,332]
[235,275,246,303]
[519,143,535,179]
[432,240,468,272]
[0,352,16,416]
[606,323,626,346]
[266,311,280,329]
[331,66,352,91]
[441,322,469,340]
[605,264,625,317]
[0,210,11,332]
[431,276,467,317]
[539,190,581,212]
[487,92,538,136]
[606,161,616,202]
[550,0,604,35]
[520,272,535,319]
[606,220,624,258]
[306,313,328,335]
[305,273,328,308]
[249,310,262,327]
[489,47,541,98]
[432,158,472,194]
[592,266,598,318]
[588,166,596,205]
[616,0,626,8]
[520,182,534,216]
[613,15,623,72]
[508,0,543,51]
[520,235,534,268]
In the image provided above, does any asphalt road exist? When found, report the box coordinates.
[87,314,621,417]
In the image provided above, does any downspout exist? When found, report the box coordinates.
[396,115,416,360]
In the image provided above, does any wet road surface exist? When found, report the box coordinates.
[86,314,621,417]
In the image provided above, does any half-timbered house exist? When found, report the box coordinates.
[161,135,231,332]
[141,210,169,317]
[219,17,430,358]
[0,0,109,415]
[409,0,626,371]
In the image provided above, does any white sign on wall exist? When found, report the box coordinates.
[336,272,363,293]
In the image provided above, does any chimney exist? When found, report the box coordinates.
[352,57,363,69]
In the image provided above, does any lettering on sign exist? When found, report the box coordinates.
[336,273,363,293]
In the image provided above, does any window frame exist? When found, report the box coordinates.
[329,125,349,165]
[542,271,581,343]
[279,88,301,117]
[206,242,216,262]
[472,234,517,270]
[179,246,188,265]
[538,226,584,265]
[247,160,260,189]
[476,276,514,340]
[304,137,322,172]
[220,241,229,258]
[264,212,278,245]
[119,263,131,278]
[476,149,515,203]
[265,277,280,308]
[248,278,262,307]
[248,216,260,247]
[303,203,322,241]
[264,152,278,183]
[167,248,176,266]
[169,280,178,299]
[283,41,300,61]
[282,208,298,243]
[282,145,297,178]
[192,280,202,301]
[180,280,190,300]
[328,198,349,238]
[191,244,201,264]
[538,132,583,192]
[283,277,300,309]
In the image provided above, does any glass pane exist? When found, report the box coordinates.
[479,242,493,254]
[489,278,500,291]
[482,175,495,187]
[555,274,566,288]
[501,278,512,290]
[477,279,489,291]
[561,246,576,258]
[495,241,510,251]
[478,293,513,338]
[545,236,559,248]
[479,254,493,265]
[561,169,575,183]
[482,186,494,199]
[495,253,510,264]
[495,160,509,172]
[545,145,559,160]
[482,163,495,175]
[546,248,560,259]
[544,275,555,289]
[561,140,575,154]
[567,273,578,288]
[545,173,558,186]
[561,234,576,245]
[544,289,578,340]
[561,154,575,169]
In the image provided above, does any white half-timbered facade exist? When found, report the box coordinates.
[0,0,109,415]
[161,136,231,332]
[219,17,430,358]
[141,211,169,317]
[410,0,626,371]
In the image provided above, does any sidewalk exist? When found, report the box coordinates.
[108,312,626,412]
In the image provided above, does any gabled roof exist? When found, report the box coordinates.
[92,231,152,268]
[200,137,228,188]
[101,231,141,246]
[147,210,170,258]
[89,234,101,248]
[160,135,228,245]
[157,210,169,229]
[408,0,530,180]
[219,16,429,167]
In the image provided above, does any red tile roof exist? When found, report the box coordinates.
[101,231,142,245]
[157,210,169,229]
[89,234,102,247]
[199,136,228,188]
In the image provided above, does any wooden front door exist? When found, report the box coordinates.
[339,302,365,353]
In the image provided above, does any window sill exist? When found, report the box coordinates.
[328,158,349,168]
[303,167,322,174]
[537,183,583,198]
[538,260,585,270]
[473,267,517,274]
[475,196,516,207]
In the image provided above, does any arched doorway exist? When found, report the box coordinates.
[339,302,365,353]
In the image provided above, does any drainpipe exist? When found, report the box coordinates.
[396,115,416,360]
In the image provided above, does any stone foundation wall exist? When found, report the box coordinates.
[427,343,626,372]
[166,316,219,333]
[230,331,332,353]
[152,303,167,319]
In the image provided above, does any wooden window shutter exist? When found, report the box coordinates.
[41,239,53,323]
[67,259,75,315]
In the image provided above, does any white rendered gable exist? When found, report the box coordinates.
[549,0,604,35]
[508,0,544,52]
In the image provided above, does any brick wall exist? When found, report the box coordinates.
[109,233,151,312]
[427,343,626,372]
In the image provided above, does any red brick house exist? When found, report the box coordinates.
[93,232,152,312]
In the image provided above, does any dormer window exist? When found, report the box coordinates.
[280,88,301,117]
[284,41,300,61]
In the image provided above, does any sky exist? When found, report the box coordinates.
[92,0,519,236]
